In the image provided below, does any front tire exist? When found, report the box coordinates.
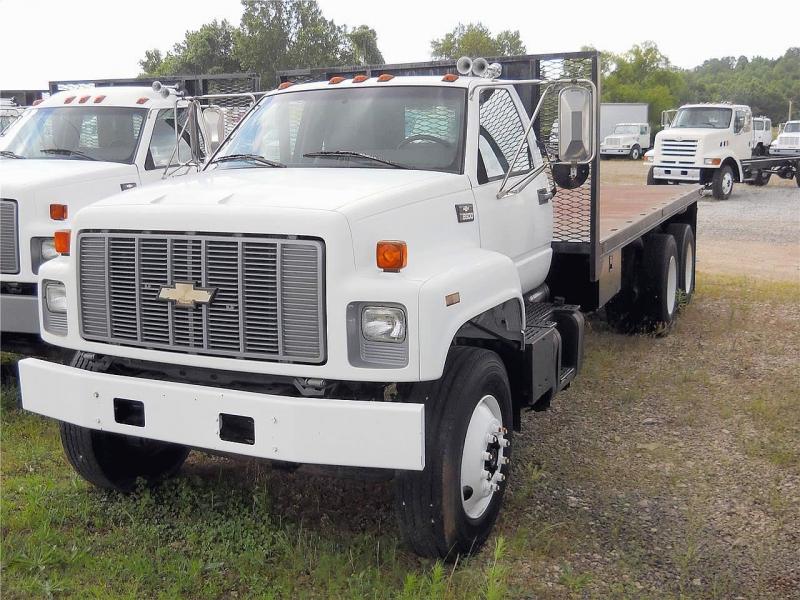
[647,166,666,185]
[711,165,734,200]
[393,347,512,559]
[630,145,641,160]
[61,423,190,492]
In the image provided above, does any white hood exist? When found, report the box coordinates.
[0,159,134,195]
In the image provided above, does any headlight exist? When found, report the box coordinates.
[44,281,67,313]
[362,306,406,343]
[41,238,58,260]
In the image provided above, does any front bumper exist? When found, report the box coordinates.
[600,147,630,155]
[770,147,800,156]
[1,289,39,334]
[19,358,425,470]
[653,166,701,182]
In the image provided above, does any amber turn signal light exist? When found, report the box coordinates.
[376,241,407,272]
[49,204,68,220]
[54,230,71,255]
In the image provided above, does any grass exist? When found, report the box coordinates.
[2,272,799,598]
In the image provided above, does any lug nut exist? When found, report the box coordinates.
[496,473,506,482]
[500,456,510,465]
[482,451,493,461]
[489,483,500,492]
[486,434,498,444]
[481,469,491,480]
[498,438,510,448]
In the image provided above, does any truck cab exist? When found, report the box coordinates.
[0,86,212,351]
[600,122,650,159]
[770,120,800,156]
[751,116,772,155]
[648,103,753,198]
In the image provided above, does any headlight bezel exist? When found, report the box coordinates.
[44,280,67,313]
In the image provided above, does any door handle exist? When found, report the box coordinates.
[537,188,552,204]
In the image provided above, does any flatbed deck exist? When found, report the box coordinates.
[597,185,699,256]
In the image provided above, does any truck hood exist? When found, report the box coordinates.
[0,159,134,195]
[88,167,467,216]
[656,128,721,140]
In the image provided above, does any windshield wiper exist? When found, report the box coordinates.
[208,153,286,168]
[0,150,25,159]
[40,148,97,161]
[303,150,409,169]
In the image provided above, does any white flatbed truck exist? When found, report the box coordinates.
[19,52,703,559]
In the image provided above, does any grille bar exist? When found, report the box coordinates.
[1,200,19,274]
[78,232,325,364]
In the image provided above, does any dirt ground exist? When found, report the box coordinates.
[599,159,800,282]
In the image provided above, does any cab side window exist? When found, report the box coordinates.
[477,88,532,184]
[640,125,648,135]
[734,110,751,134]
[754,119,763,131]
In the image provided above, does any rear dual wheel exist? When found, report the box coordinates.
[394,347,512,559]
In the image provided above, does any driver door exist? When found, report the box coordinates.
[470,87,552,293]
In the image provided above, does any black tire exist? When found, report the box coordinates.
[647,166,666,185]
[711,165,734,200]
[552,163,590,189]
[640,233,679,330]
[393,346,512,560]
[666,223,696,302]
[752,169,771,186]
[630,145,641,160]
[60,423,190,492]
[60,352,190,492]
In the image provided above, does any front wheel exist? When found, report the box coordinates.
[394,347,512,559]
[647,166,666,185]
[711,165,734,200]
[630,145,641,160]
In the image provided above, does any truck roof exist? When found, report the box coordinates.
[36,86,184,109]
[271,75,506,95]
[679,102,750,111]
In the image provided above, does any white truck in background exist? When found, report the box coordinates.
[19,52,706,559]
[770,120,800,155]
[647,103,799,198]
[0,85,230,354]
[600,122,651,159]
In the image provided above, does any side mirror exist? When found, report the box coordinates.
[202,107,226,152]
[557,86,594,163]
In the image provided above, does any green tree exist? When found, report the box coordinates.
[347,25,385,65]
[139,19,241,76]
[430,23,525,59]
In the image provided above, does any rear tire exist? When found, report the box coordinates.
[666,224,696,302]
[393,347,512,560]
[711,165,734,200]
[640,233,679,330]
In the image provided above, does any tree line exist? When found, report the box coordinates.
[140,8,798,126]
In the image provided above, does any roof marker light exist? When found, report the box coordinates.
[352,75,369,83]
[329,76,346,84]
[32,99,43,106]
[442,73,459,82]
[377,74,394,82]
[93,95,106,103]
[64,96,76,104]
[78,95,90,103]
[278,81,295,90]
[136,97,149,104]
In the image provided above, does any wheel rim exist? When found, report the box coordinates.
[460,394,508,520]
[722,171,733,195]
[684,244,694,293]
[666,255,677,316]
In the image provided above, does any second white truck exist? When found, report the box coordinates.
[600,122,650,159]
[647,103,799,197]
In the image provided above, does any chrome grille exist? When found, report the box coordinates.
[660,139,698,159]
[78,232,325,363]
[606,138,621,147]
[1,199,19,274]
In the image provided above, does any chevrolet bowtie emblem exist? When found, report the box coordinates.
[157,282,217,308]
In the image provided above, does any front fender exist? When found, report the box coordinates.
[417,249,523,381]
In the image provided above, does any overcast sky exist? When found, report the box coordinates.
[1,0,797,90]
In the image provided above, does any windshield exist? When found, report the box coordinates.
[612,124,639,135]
[2,106,147,162]
[673,107,732,129]
[785,122,800,133]
[211,86,467,174]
